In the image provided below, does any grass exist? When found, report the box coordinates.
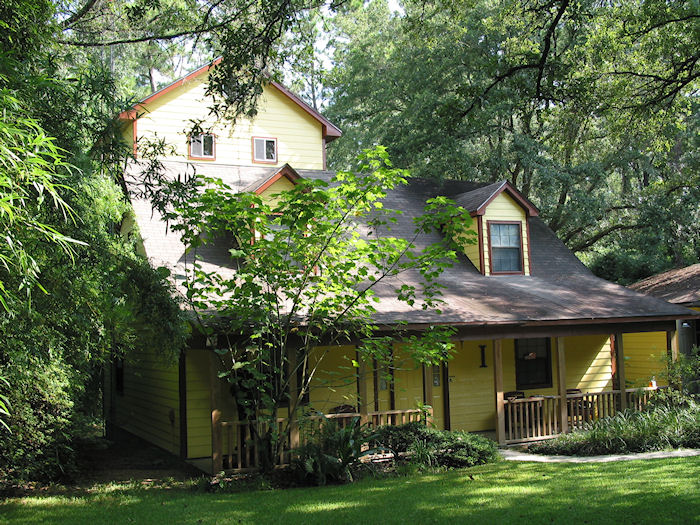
[1,457,699,524]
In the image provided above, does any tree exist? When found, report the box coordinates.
[148,147,469,467]
[0,0,189,482]
[324,0,700,281]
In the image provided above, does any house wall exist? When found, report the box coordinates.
[622,332,668,387]
[185,348,213,458]
[129,73,325,169]
[112,346,181,456]
[447,335,612,432]
[307,345,359,414]
[482,192,530,276]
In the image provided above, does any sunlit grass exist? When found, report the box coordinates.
[2,457,699,524]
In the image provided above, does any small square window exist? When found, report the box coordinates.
[489,222,523,273]
[253,137,277,163]
[189,133,215,159]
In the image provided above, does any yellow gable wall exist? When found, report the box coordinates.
[258,176,297,205]
[482,192,530,276]
[132,73,325,169]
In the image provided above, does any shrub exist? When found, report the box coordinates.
[530,392,700,456]
[428,431,499,468]
[374,422,498,468]
[293,415,381,486]
[372,421,435,456]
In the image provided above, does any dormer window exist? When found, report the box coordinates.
[189,133,215,160]
[488,221,523,274]
[253,137,277,163]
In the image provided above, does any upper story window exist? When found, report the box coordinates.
[189,133,215,160]
[489,221,523,274]
[253,137,277,163]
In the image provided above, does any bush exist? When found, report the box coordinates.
[374,422,498,468]
[0,353,79,485]
[372,421,435,456]
[293,415,379,486]
[530,391,700,456]
[428,431,499,468]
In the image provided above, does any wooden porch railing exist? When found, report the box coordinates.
[217,407,428,472]
[504,387,663,444]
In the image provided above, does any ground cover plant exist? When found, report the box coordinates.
[1,457,698,525]
[530,390,700,456]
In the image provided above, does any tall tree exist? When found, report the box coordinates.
[324,0,700,281]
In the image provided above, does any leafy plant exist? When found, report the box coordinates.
[530,392,700,456]
[373,422,498,469]
[293,415,383,486]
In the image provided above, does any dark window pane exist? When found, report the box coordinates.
[265,139,276,161]
[515,338,552,389]
[203,134,214,157]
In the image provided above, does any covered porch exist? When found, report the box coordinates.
[488,322,681,445]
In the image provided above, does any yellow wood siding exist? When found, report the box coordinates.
[482,193,530,276]
[392,344,424,412]
[564,335,613,392]
[446,336,613,432]
[258,176,296,205]
[186,349,212,458]
[448,340,500,432]
[308,345,358,414]
[135,74,324,169]
[623,332,668,387]
[452,221,481,272]
[113,347,181,455]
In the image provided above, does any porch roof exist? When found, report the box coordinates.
[629,264,700,307]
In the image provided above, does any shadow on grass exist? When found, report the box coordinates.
[2,458,699,525]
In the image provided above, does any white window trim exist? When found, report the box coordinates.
[253,137,277,163]
[189,133,215,159]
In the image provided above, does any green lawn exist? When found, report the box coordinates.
[2,458,699,524]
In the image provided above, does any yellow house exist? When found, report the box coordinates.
[106,61,700,473]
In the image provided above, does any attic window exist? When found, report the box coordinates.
[253,137,277,163]
[488,221,523,274]
[189,133,215,160]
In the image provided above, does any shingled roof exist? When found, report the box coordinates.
[125,160,698,338]
[629,264,700,307]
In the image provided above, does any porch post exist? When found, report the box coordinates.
[492,339,505,445]
[288,349,300,451]
[556,337,568,434]
[209,350,223,473]
[357,355,369,426]
[422,364,434,426]
[667,329,680,389]
[614,332,628,410]
[667,329,680,362]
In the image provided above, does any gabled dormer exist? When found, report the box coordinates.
[244,164,302,205]
[454,181,539,276]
